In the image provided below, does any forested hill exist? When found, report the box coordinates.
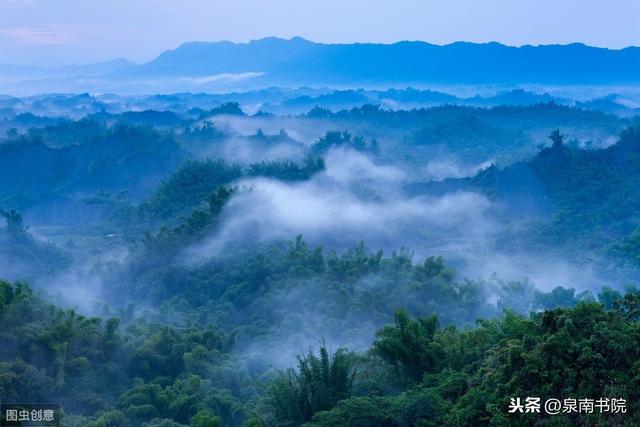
[0,123,185,223]
[2,278,640,426]
[2,102,629,226]
[411,127,640,260]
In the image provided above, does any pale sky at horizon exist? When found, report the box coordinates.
[1,0,639,67]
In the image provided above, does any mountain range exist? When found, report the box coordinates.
[1,37,640,94]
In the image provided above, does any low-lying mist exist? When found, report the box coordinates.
[185,148,493,259]
[2,94,639,379]
[183,147,611,294]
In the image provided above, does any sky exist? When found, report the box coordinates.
[1,0,639,67]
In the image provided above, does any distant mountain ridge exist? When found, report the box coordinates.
[127,37,640,84]
[1,38,640,94]
[0,58,136,79]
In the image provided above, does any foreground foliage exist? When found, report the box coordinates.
[2,278,639,426]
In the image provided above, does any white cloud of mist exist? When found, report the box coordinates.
[324,148,406,184]
[191,115,336,164]
[424,158,494,181]
[184,148,496,263]
[209,115,330,145]
[192,134,308,165]
[39,246,129,315]
[183,147,619,298]
[179,72,264,85]
[236,278,378,368]
[226,137,306,164]
[450,244,608,293]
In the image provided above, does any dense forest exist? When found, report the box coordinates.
[2,91,640,426]
[3,278,640,426]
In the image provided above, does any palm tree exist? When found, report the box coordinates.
[549,129,565,148]
[38,310,100,387]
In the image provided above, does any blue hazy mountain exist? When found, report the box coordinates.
[125,37,640,85]
[0,58,136,79]
[1,38,640,94]
[123,37,316,78]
